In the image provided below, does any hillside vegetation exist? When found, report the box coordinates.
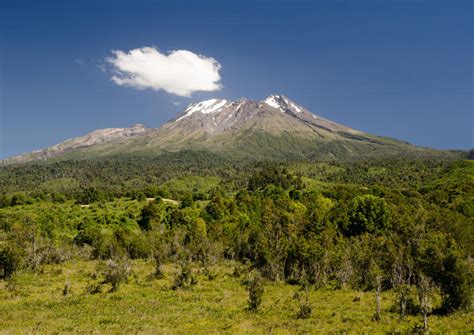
[0,158,472,333]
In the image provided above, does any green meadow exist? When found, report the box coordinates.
[1,260,472,334]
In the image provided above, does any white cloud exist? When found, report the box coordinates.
[172,101,181,106]
[107,47,222,97]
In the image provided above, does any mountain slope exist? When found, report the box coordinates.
[2,95,449,164]
[4,124,150,164]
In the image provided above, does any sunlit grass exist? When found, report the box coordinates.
[0,260,471,334]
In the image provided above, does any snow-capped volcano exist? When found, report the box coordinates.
[176,95,304,122]
[4,94,430,164]
[169,94,358,135]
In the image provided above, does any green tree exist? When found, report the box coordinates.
[344,194,392,236]
[138,199,163,231]
[417,233,471,312]
[180,191,193,209]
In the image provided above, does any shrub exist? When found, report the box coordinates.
[103,258,131,292]
[247,271,264,312]
[124,232,151,259]
[38,245,71,265]
[417,234,472,312]
[0,244,23,279]
[232,263,245,278]
[297,298,312,319]
[63,278,71,296]
[295,281,312,319]
[172,261,197,290]
[393,285,419,317]
[6,274,20,293]
[138,201,163,231]
[129,190,146,201]
[153,252,164,279]
[180,192,193,209]
[86,282,102,295]
[203,266,217,281]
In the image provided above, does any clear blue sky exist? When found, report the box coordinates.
[1,0,472,158]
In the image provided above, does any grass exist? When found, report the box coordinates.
[1,260,472,334]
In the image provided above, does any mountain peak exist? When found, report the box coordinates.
[165,94,361,138]
[262,94,304,114]
[175,94,304,123]
[263,94,284,110]
[176,98,229,122]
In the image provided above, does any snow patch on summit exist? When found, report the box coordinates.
[288,101,302,113]
[264,95,284,112]
[176,99,228,121]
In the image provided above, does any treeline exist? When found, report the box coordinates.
[0,156,466,204]
[0,151,239,195]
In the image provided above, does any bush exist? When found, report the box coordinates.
[295,282,312,319]
[393,285,419,317]
[129,190,147,201]
[38,245,71,265]
[86,282,102,295]
[418,234,472,312]
[247,271,264,312]
[63,278,71,296]
[6,274,20,293]
[102,258,131,292]
[0,244,23,279]
[172,261,197,290]
[232,263,245,278]
[180,192,193,209]
[123,231,151,259]
[153,252,164,279]
[138,201,163,231]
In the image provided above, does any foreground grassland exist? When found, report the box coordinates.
[1,260,472,334]
[1,160,472,333]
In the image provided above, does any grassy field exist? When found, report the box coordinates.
[1,260,472,334]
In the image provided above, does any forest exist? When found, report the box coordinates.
[0,157,472,333]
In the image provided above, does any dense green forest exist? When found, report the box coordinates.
[0,157,472,333]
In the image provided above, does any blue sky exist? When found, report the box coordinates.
[0,0,472,158]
